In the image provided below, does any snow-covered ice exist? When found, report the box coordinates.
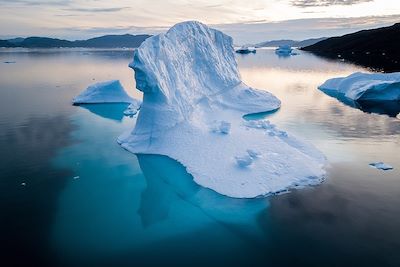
[118,21,326,198]
[319,72,400,101]
[236,46,256,54]
[73,80,134,104]
[369,162,394,171]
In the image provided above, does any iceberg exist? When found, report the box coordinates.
[73,80,134,104]
[319,72,400,101]
[275,45,293,56]
[236,46,256,54]
[118,21,326,198]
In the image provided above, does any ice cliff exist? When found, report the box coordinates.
[319,72,400,101]
[118,21,326,198]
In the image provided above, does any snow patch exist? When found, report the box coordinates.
[118,21,326,198]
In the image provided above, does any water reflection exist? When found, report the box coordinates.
[137,154,267,236]
[78,103,129,122]
[1,48,400,267]
[320,88,400,117]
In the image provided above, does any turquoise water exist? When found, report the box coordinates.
[1,48,399,266]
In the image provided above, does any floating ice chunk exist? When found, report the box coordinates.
[369,162,394,171]
[319,72,400,101]
[123,100,142,117]
[211,120,231,134]
[21,182,26,186]
[73,80,133,104]
[236,46,256,54]
[73,176,80,180]
[235,154,253,167]
[275,45,293,56]
[118,21,326,198]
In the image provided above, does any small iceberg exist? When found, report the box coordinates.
[235,46,256,54]
[118,21,326,198]
[72,80,134,104]
[319,72,400,101]
[369,162,393,171]
[275,45,294,56]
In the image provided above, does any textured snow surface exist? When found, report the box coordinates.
[118,21,326,198]
[319,72,400,101]
[369,162,394,171]
[73,80,134,104]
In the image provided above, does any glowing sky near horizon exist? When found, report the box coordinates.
[0,0,399,43]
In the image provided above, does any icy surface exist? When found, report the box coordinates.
[118,21,326,198]
[319,72,400,101]
[73,80,134,104]
[369,162,394,171]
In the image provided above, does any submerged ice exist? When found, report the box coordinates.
[118,21,326,198]
[319,72,400,101]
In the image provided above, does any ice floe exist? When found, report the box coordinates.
[73,80,134,104]
[118,21,326,198]
[369,162,394,171]
[319,72,400,101]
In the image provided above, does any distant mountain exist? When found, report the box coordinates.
[74,34,150,48]
[0,34,151,48]
[21,37,73,48]
[7,37,25,44]
[256,37,326,48]
[0,40,13,47]
[302,23,400,72]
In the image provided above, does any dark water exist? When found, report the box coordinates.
[0,48,399,267]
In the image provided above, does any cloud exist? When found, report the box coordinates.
[0,0,71,6]
[291,0,373,7]
[214,14,400,44]
[62,7,130,13]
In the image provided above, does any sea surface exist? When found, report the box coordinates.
[0,48,399,267]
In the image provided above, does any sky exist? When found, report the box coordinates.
[0,0,399,44]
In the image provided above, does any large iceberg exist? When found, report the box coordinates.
[73,80,134,104]
[118,21,326,198]
[319,72,400,101]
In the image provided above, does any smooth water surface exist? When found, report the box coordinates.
[0,48,399,267]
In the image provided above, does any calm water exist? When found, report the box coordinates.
[0,48,399,267]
